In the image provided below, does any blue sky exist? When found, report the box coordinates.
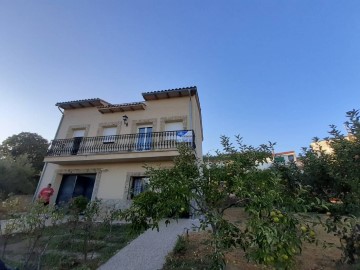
[1,1,359,155]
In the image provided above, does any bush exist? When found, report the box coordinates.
[69,196,89,213]
[173,235,187,255]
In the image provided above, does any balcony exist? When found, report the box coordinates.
[45,130,195,164]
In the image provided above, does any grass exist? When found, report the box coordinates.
[1,222,140,270]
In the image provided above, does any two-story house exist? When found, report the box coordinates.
[35,86,203,209]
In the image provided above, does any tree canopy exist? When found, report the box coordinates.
[122,137,320,269]
[0,132,49,173]
[0,155,35,197]
[122,110,360,268]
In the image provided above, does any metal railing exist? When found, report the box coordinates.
[46,130,195,156]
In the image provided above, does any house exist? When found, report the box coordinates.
[35,86,203,209]
[310,134,355,155]
[273,151,296,163]
[256,151,297,170]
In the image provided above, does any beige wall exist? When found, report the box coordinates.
[38,94,203,208]
[310,140,334,154]
[56,97,194,139]
[39,161,173,207]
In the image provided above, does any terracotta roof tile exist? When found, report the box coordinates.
[56,98,111,109]
[142,86,197,100]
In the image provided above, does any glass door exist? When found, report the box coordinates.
[56,174,96,205]
[71,129,85,155]
[137,127,152,151]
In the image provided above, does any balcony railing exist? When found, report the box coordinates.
[46,130,195,157]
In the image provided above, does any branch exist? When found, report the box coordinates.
[220,197,249,214]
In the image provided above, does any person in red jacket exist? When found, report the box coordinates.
[38,183,54,206]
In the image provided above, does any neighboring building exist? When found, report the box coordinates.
[310,140,333,154]
[35,86,203,209]
[273,151,296,163]
[310,135,354,155]
[257,151,297,170]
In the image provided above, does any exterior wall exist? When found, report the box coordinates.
[310,140,334,154]
[37,92,203,209]
[39,161,173,208]
[310,136,354,155]
[56,97,192,140]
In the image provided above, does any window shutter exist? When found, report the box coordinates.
[103,127,117,143]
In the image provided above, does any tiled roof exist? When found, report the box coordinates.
[97,102,146,114]
[56,98,111,109]
[142,86,197,100]
[97,102,145,108]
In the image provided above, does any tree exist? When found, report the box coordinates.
[327,109,360,215]
[298,109,360,215]
[0,155,36,196]
[296,109,360,264]
[122,137,319,269]
[0,132,49,173]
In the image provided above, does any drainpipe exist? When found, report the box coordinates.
[188,89,193,130]
[32,107,64,202]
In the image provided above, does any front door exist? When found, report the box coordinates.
[137,127,152,151]
[56,174,96,205]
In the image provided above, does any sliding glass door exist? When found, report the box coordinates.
[56,174,96,205]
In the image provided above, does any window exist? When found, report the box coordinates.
[130,177,149,198]
[288,155,295,162]
[165,122,183,132]
[274,156,285,163]
[73,129,85,138]
[137,126,152,151]
[103,127,117,143]
[165,122,183,141]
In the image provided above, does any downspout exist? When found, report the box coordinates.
[188,89,193,130]
[188,89,195,149]
[32,107,64,202]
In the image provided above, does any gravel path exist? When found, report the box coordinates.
[98,218,199,270]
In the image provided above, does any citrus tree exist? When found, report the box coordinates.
[295,109,360,264]
[122,136,321,269]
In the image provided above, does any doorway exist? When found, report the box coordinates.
[137,126,152,151]
[56,174,96,205]
[71,129,85,155]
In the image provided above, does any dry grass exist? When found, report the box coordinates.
[165,208,360,270]
[0,195,32,219]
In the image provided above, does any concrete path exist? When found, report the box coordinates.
[98,218,199,270]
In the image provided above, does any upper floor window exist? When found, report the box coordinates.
[165,122,183,132]
[73,129,85,138]
[164,122,183,141]
[103,127,117,144]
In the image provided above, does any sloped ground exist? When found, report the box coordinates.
[0,195,32,220]
[0,223,138,270]
[164,208,360,270]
